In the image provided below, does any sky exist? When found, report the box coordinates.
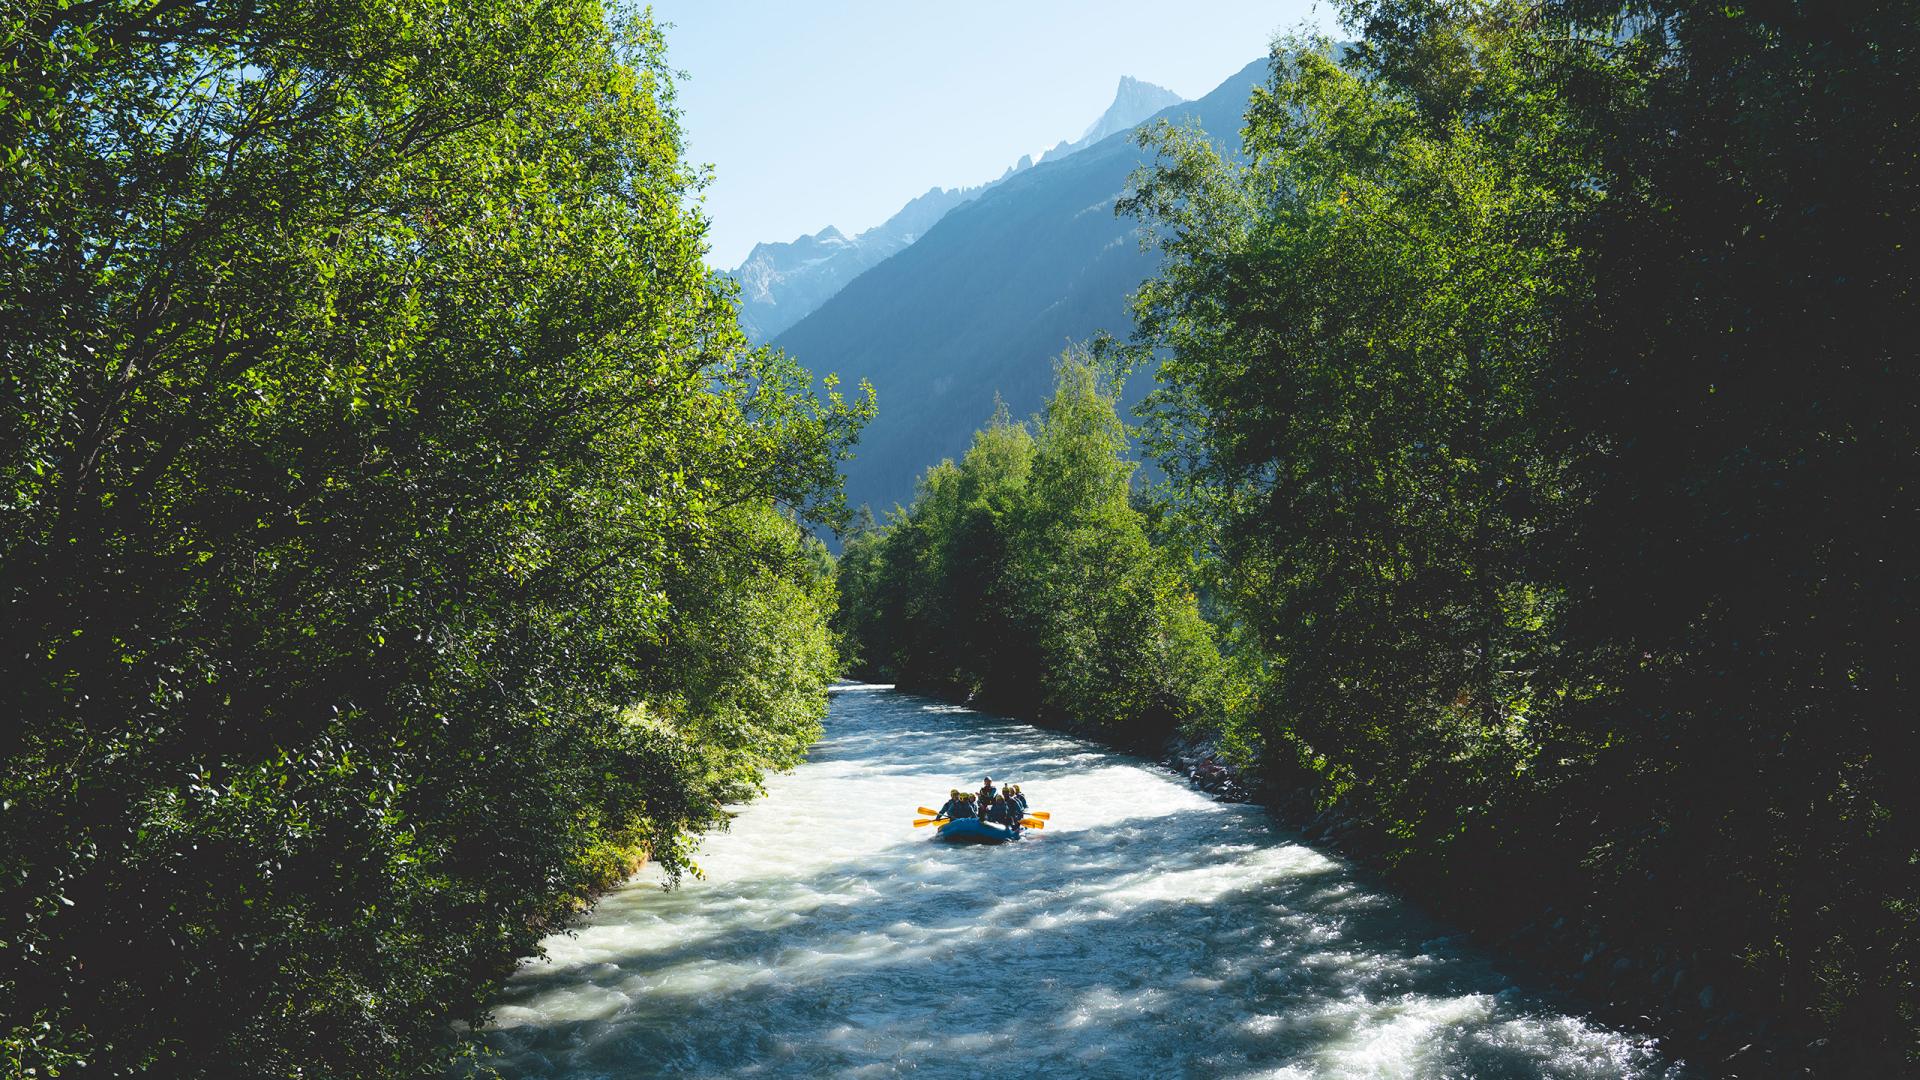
[648,1,1341,268]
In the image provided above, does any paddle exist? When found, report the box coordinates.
[1027,811,1050,820]
[913,817,951,828]
[917,807,941,817]
[1020,817,1045,829]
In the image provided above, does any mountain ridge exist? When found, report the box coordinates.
[729,75,1185,343]
[773,58,1270,522]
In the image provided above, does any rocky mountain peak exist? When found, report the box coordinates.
[730,74,1185,343]
[1078,75,1185,147]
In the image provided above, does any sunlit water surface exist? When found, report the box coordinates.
[483,686,1685,1078]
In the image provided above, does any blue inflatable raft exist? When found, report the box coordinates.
[936,817,1021,844]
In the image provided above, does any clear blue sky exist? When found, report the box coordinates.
[647,1,1340,268]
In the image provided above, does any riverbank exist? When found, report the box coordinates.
[480,685,1685,1076]
[1239,771,1830,1080]
[897,678,1828,1079]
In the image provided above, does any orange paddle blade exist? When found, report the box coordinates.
[917,807,941,817]
[913,817,951,828]
[1028,811,1050,820]
[1020,817,1045,828]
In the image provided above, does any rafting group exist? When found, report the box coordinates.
[913,775,1049,844]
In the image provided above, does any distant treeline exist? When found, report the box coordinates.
[849,0,1916,1068]
[836,355,1227,746]
[0,2,866,1076]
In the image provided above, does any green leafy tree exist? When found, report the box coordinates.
[1124,9,1593,859]
[1522,0,1920,1057]
[1019,359,1220,735]
[0,1,869,1075]
[1124,0,1918,1066]
[836,353,1222,745]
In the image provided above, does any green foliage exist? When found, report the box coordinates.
[0,1,868,1075]
[1124,5,1591,860]
[1125,0,1918,1066]
[772,60,1276,521]
[836,355,1224,744]
[1530,0,1920,1056]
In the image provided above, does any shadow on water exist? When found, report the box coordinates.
[478,688,1688,1079]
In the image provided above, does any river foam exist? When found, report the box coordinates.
[482,686,1687,1077]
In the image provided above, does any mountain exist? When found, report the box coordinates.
[1021,75,1189,171]
[730,76,1185,344]
[773,59,1268,521]
[1069,75,1187,155]
[730,186,979,342]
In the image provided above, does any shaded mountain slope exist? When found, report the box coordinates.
[730,186,979,343]
[732,77,1184,345]
[774,59,1268,518]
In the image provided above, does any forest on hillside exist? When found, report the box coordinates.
[0,1,868,1074]
[840,1,1918,1070]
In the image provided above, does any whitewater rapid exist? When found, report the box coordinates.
[482,685,1685,1078]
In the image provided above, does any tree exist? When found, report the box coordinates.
[1124,9,1592,861]
[0,1,869,1074]
[837,353,1222,745]
[1525,0,1920,1054]
[1123,0,1919,1065]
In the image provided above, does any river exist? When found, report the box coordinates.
[482,685,1686,1078]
